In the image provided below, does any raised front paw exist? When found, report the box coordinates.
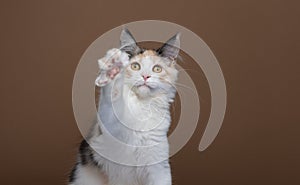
[95,48,129,87]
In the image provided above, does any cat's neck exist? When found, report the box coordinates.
[123,84,175,109]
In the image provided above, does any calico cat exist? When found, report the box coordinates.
[69,29,180,185]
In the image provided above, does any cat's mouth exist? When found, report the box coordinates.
[137,84,151,89]
[134,81,157,91]
[135,81,157,90]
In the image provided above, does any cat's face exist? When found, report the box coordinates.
[120,29,180,98]
[124,50,178,98]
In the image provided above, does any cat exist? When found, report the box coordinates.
[69,28,180,185]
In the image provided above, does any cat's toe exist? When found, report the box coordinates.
[95,72,110,87]
[98,49,129,70]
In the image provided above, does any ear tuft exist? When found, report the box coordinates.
[120,28,141,57]
[157,33,181,60]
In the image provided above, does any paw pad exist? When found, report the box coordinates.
[95,48,129,87]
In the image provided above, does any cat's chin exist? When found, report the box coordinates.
[137,85,151,93]
[131,85,153,98]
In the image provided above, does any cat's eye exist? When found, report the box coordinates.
[131,62,141,71]
[152,65,162,73]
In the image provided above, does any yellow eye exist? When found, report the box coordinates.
[131,62,141,71]
[152,65,162,73]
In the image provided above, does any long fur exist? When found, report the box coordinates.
[69,29,180,185]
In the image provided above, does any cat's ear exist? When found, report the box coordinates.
[157,33,181,60]
[120,28,142,57]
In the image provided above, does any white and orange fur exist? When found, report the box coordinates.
[69,29,180,185]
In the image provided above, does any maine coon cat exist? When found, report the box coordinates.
[69,29,180,185]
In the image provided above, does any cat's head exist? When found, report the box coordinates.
[120,29,180,99]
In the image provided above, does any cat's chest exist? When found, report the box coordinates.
[122,95,170,131]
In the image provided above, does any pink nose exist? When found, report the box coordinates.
[142,75,151,81]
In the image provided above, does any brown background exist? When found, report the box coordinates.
[0,0,299,185]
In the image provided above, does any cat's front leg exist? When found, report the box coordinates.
[144,162,172,185]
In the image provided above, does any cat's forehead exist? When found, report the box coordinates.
[131,50,159,62]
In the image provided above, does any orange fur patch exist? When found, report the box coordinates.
[133,50,157,61]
